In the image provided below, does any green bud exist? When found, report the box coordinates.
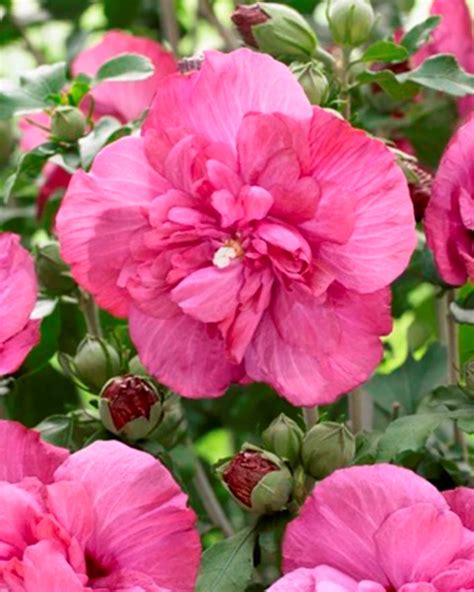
[36,241,75,296]
[51,106,86,142]
[100,375,163,440]
[73,336,121,392]
[328,0,375,47]
[232,3,317,60]
[290,61,329,105]
[128,354,148,376]
[218,444,293,514]
[302,421,355,480]
[262,413,304,466]
[150,392,187,448]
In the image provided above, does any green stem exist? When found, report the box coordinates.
[303,406,319,430]
[341,46,352,121]
[79,291,103,338]
[193,455,235,537]
[436,291,469,463]
[314,46,336,69]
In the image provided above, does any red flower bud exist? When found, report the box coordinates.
[222,450,279,507]
[100,375,163,440]
[231,4,269,48]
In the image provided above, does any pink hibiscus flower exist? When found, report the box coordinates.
[270,464,474,591]
[415,0,474,118]
[19,31,177,216]
[0,233,40,376]
[424,115,474,285]
[56,49,416,406]
[0,419,201,592]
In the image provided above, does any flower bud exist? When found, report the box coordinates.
[232,3,317,60]
[407,163,432,223]
[73,336,121,392]
[219,445,293,514]
[150,392,187,448]
[301,422,355,480]
[100,375,163,440]
[128,354,148,376]
[50,106,86,142]
[262,413,304,466]
[328,0,375,47]
[36,241,75,295]
[290,61,329,105]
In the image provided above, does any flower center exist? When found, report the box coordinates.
[213,239,243,269]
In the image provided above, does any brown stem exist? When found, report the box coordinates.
[198,0,239,50]
[158,0,180,53]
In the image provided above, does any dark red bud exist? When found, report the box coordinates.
[222,451,279,507]
[101,375,159,430]
[231,4,269,48]
[407,163,433,222]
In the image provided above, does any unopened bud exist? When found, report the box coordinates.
[128,354,148,376]
[302,422,355,480]
[218,445,293,514]
[328,0,375,47]
[407,163,432,222]
[51,106,86,142]
[36,241,75,295]
[151,392,187,448]
[290,61,329,105]
[100,375,163,440]
[232,3,317,60]
[262,414,304,466]
[73,336,121,392]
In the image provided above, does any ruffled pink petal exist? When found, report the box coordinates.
[244,284,391,406]
[94,569,171,592]
[171,263,244,323]
[424,115,474,285]
[129,305,243,397]
[398,585,436,592]
[0,233,38,344]
[374,503,463,587]
[283,465,449,584]
[72,31,177,123]
[143,49,312,147]
[54,440,201,592]
[268,566,360,592]
[307,107,416,293]
[22,540,88,592]
[0,319,40,376]
[56,136,168,317]
[432,558,474,590]
[444,487,474,530]
[0,420,69,484]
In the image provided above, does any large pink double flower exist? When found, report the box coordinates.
[0,420,201,591]
[56,49,416,406]
[425,115,474,285]
[0,233,39,376]
[270,464,474,591]
[19,31,177,215]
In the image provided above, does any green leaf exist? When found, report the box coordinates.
[79,116,122,169]
[0,62,67,119]
[94,53,154,83]
[450,301,474,325]
[36,412,103,451]
[357,69,419,100]
[104,0,142,27]
[401,16,441,55]
[196,527,257,592]
[361,41,409,64]
[398,54,474,97]
[377,413,445,461]
[367,343,448,419]
[40,0,90,19]
[424,386,474,434]
[21,300,60,373]
[3,142,57,204]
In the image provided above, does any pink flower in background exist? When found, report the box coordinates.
[0,420,201,591]
[273,464,474,591]
[19,31,177,216]
[424,115,474,285]
[73,30,177,122]
[415,0,474,118]
[56,49,416,406]
[0,233,39,376]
